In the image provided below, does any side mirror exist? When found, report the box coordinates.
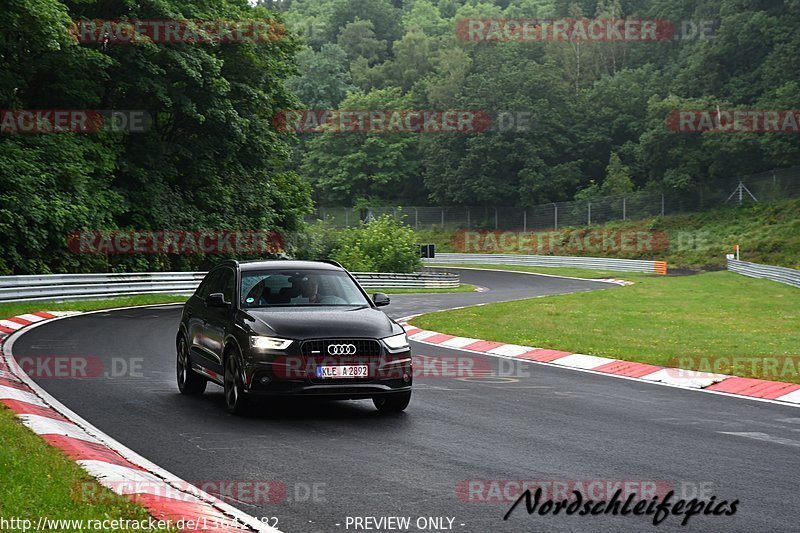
[372,292,390,307]
[205,292,230,308]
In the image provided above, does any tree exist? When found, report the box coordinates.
[336,19,387,64]
[287,44,354,108]
[327,0,403,45]
[1,0,314,274]
[601,152,635,195]
[300,88,424,205]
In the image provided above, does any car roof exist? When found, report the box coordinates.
[236,260,343,272]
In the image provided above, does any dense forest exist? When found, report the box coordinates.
[1,0,311,274]
[1,0,798,274]
[277,0,800,206]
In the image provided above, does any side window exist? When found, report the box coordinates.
[198,269,225,299]
[219,268,235,303]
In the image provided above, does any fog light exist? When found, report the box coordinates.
[260,376,271,385]
[403,373,411,383]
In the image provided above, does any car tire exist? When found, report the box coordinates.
[373,391,411,413]
[177,336,207,395]
[224,348,249,415]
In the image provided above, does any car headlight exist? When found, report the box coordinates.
[250,336,293,351]
[383,333,409,350]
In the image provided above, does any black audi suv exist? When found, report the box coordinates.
[176,259,412,414]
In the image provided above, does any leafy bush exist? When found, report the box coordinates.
[332,215,421,273]
[289,221,341,261]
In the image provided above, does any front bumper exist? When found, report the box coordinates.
[242,347,412,398]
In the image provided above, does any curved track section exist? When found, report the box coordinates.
[11,269,799,532]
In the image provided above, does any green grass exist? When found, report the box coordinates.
[415,197,800,270]
[0,406,176,531]
[371,283,477,294]
[411,270,800,382]
[0,294,188,320]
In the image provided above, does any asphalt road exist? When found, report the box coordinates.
[12,269,800,532]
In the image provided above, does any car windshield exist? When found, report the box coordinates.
[240,269,370,308]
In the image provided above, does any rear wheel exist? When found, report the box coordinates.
[224,349,249,415]
[373,391,411,413]
[177,336,206,395]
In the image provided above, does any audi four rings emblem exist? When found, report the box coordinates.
[328,343,357,355]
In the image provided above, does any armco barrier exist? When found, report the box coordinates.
[727,258,800,288]
[425,253,667,274]
[0,270,459,302]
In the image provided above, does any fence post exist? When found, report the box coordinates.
[494,208,498,230]
[441,208,445,230]
[523,209,527,231]
[414,207,418,230]
[553,203,558,230]
[588,202,592,225]
[345,209,349,227]
[622,197,626,220]
[467,208,470,229]
[661,194,665,217]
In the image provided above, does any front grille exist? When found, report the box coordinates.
[300,339,382,357]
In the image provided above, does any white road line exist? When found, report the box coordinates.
[718,431,800,448]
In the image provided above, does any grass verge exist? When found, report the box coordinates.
[0,405,177,531]
[411,269,800,383]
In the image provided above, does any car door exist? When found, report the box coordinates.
[190,268,226,371]
[200,266,236,375]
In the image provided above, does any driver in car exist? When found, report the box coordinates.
[301,275,321,303]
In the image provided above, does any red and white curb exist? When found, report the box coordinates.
[0,310,279,533]
[400,320,800,408]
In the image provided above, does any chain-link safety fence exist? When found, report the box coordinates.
[308,166,800,230]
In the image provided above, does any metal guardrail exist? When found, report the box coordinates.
[727,258,800,288]
[0,271,460,302]
[425,253,667,274]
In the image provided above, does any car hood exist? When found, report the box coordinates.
[245,306,401,339]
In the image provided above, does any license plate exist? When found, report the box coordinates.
[316,365,369,378]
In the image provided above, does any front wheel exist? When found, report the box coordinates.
[224,350,249,415]
[373,391,411,413]
[177,336,206,395]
